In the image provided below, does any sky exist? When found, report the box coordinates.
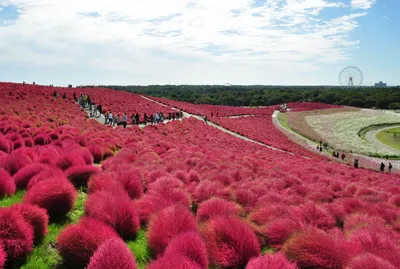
[0,0,398,86]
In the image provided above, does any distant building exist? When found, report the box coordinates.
[374,81,387,87]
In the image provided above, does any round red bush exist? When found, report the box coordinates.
[0,168,16,199]
[196,198,242,223]
[345,253,397,269]
[84,191,140,240]
[283,227,350,269]
[26,167,65,190]
[24,178,77,219]
[13,163,47,189]
[57,217,119,269]
[56,152,86,171]
[0,137,11,154]
[246,253,298,269]
[5,152,32,175]
[115,169,144,200]
[200,215,260,268]
[0,242,6,269]
[0,208,34,261]
[65,165,101,187]
[11,203,49,242]
[148,254,202,269]
[147,205,197,256]
[88,145,103,163]
[164,231,208,269]
[87,173,126,195]
[86,238,137,269]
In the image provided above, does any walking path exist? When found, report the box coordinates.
[365,125,400,155]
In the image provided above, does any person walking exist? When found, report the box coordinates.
[108,111,113,125]
[341,153,346,160]
[388,163,393,173]
[353,159,359,168]
[380,162,385,172]
[121,113,128,128]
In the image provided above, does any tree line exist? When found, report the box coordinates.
[97,85,400,109]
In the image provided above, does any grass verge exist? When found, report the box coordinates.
[0,189,26,207]
[376,127,400,151]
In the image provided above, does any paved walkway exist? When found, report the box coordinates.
[365,125,400,155]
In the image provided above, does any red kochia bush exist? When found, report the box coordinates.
[201,216,260,268]
[24,178,77,219]
[0,208,34,261]
[0,168,16,198]
[11,203,49,242]
[84,191,140,240]
[13,163,46,189]
[147,205,197,256]
[5,152,33,175]
[88,145,103,163]
[115,169,144,200]
[246,253,299,269]
[56,152,86,171]
[86,238,137,269]
[345,253,397,269]
[196,198,242,223]
[0,242,6,269]
[163,231,208,269]
[57,218,119,269]
[147,255,202,269]
[283,227,350,269]
[26,166,65,190]
[65,165,101,187]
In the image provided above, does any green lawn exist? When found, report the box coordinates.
[376,127,400,151]
[277,112,290,130]
[0,189,26,207]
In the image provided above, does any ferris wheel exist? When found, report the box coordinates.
[338,66,363,86]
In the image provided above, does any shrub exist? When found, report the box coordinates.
[5,152,32,175]
[147,254,202,269]
[283,227,350,269]
[147,205,197,256]
[200,215,260,268]
[87,238,137,269]
[293,203,336,230]
[196,198,242,223]
[249,204,290,226]
[264,217,303,249]
[345,253,397,269]
[73,148,94,165]
[163,231,208,269]
[0,168,16,198]
[0,137,11,154]
[57,218,119,269]
[56,152,86,171]
[88,145,103,163]
[115,169,144,200]
[11,203,49,243]
[84,191,140,240]
[24,178,77,219]
[246,252,298,269]
[0,242,5,269]
[26,166,65,190]
[0,208,34,261]
[13,163,46,189]
[65,165,101,187]
[87,173,126,195]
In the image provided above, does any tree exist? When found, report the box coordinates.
[388,103,400,110]
[348,99,365,108]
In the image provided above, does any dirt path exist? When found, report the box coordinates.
[365,125,400,155]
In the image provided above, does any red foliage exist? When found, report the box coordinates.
[293,203,336,230]
[65,165,101,187]
[86,238,137,269]
[0,208,34,261]
[200,216,260,268]
[5,152,33,175]
[147,205,197,256]
[57,218,119,269]
[13,163,46,189]
[345,253,397,269]
[0,242,5,269]
[264,217,303,249]
[246,253,298,269]
[249,204,290,226]
[196,198,242,223]
[283,227,351,269]
[147,254,202,269]
[11,203,49,242]
[0,168,16,198]
[26,166,65,190]
[87,173,126,195]
[114,169,144,200]
[0,137,11,154]
[88,145,103,163]
[24,178,77,219]
[84,191,140,240]
[56,152,86,171]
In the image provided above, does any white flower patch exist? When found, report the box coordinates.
[305,109,400,155]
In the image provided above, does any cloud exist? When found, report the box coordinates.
[351,0,376,10]
[0,0,376,85]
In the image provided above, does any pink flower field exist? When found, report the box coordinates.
[0,82,399,269]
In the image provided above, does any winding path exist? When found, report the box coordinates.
[365,125,400,155]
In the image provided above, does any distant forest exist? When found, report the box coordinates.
[98,85,400,109]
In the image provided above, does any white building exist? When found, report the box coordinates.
[374,81,387,87]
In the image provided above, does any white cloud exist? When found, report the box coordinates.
[0,0,376,85]
[351,0,376,10]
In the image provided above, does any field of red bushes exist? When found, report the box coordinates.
[0,82,399,269]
